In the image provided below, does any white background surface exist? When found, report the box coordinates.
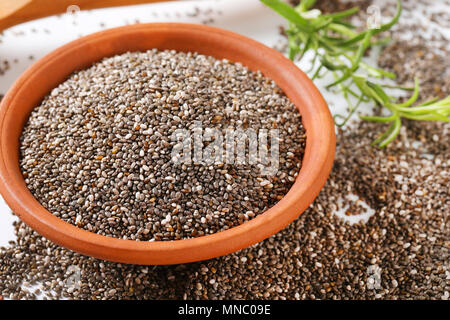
[0,0,448,247]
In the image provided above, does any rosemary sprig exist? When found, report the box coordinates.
[261,0,450,147]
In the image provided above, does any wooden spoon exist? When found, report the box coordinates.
[0,0,170,33]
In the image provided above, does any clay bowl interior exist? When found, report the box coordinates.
[0,23,335,265]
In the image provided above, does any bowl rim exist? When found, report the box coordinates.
[0,23,335,265]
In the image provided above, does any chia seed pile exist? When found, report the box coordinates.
[19,50,306,241]
[1,119,448,300]
[0,0,449,300]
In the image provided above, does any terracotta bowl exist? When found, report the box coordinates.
[0,23,335,265]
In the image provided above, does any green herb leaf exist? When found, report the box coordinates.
[298,0,317,12]
[261,0,449,147]
[261,0,313,32]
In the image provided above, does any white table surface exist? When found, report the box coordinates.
[0,0,447,246]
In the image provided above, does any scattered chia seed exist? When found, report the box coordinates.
[379,40,450,102]
[19,49,306,241]
[0,59,10,76]
[289,0,371,12]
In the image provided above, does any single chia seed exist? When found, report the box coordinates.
[19,49,306,241]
